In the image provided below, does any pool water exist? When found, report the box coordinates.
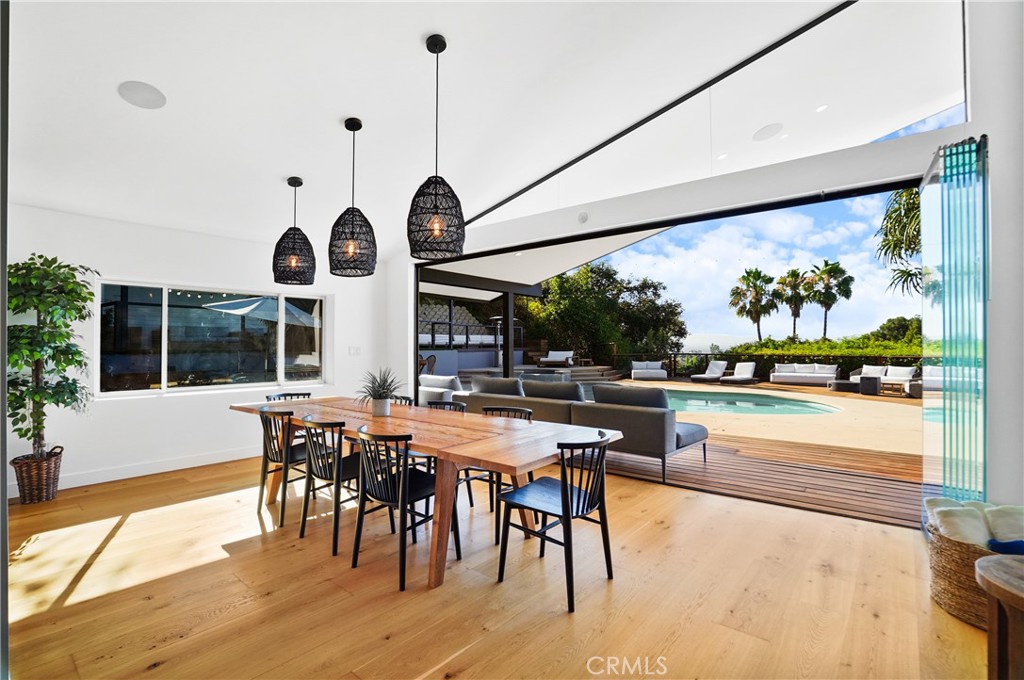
[665,390,839,415]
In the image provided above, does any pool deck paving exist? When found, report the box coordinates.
[623,378,923,456]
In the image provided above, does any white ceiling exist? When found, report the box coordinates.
[8,1,963,266]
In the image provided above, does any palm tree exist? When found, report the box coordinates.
[876,188,921,295]
[728,268,779,342]
[806,259,854,339]
[775,268,809,340]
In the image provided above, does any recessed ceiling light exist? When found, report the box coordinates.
[779,133,789,140]
[117,81,166,109]
[752,123,783,142]
[514,252,523,257]
[717,153,728,160]
[815,104,829,113]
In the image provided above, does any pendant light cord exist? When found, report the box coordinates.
[351,129,356,208]
[292,185,297,228]
[435,51,439,177]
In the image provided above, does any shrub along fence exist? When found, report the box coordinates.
[613,352,922,381]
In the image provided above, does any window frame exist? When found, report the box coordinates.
[94,279,327,397]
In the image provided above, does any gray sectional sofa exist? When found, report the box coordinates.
[460,377,708,483]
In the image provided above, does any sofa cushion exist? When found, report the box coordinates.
[795,363,816,373]
[471,376,525,396]
[592,384,669,408]
[522,380,585,401]
[419,374,462,391]
[774,363,796,374]
[934,507,992,547]
[923,365,943,378]
[464,392,572,424]
[986,505,1024,541]
[675,422,708,449]
[814,363,838,375]
[861,365,886,377]
[886,366,916,379]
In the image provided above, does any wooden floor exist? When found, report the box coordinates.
[7,457,984,679]
[607,435,923,528]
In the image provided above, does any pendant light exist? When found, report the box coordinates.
[272,176,316,285]
[329,118,377,277]
[407,33,465,260]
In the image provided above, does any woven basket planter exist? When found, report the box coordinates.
[10,446,64,504]
[926,522,994,629]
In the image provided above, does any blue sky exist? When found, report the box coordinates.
[596,103,964,352]
[603,193,920,350]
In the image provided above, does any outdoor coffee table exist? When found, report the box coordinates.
[828,379,859,393]
[859,375,881,396]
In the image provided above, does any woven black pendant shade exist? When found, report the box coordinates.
[272,177,316,285]
[329,207,377,276]
[407,175,465,259]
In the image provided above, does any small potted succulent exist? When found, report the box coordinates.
[7,254,98,503]
[357,367,403,417]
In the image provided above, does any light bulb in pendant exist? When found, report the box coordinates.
[346,241,357,257]
[429,214,445,238]
[288,255,299,269]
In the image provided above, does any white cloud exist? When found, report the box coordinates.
[845,195,884,220]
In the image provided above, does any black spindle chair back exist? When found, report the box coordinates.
[301,417,343,482]
[428,400,466,412]
[266,392,312,401]
[356,427,413,506]
[392,395,415,406]
[259,407,294,465]
[482,406,533,421]
[559,436,610,518]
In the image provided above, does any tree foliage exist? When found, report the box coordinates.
[728,268,779,342]
[7,254,98,457]
[775,268,810,340]
[726,315,922,358]
[518,262,687,359]
[805,259,854,340]
[876,188,922,295]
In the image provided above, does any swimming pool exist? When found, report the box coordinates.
[665,390,839,415]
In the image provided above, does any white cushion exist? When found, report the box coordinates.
[886,366,917,379]
[813,363,838,375]
[645,361,662,370]
[631,361,644,370]
[795,363,816,373]
[934,507,992,547]
[861,365,886,377]
[732,362,755,378]
[924,497,963,525]
[985,506,1024,541]
[419,374,462,391]
[923,365,943,378]
[774,363,796,374]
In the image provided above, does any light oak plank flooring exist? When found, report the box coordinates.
[8,457,984,679]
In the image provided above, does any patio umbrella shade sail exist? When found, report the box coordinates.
[202,296,320,328]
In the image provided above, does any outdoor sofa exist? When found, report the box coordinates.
[850,365,920,395]
[630,360,668,380]
[462,377,708,483]
[769,363,839,386]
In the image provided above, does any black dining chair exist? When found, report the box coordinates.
[257,407,307,528]
[392,395,415,406]
[497,431,613,613]
[427,400,466,412]
[266,392,312,402]
[472,406,534,544]
[351,427,462,591]
[299,416,361,555]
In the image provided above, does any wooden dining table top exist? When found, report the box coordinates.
[230,396,621,476]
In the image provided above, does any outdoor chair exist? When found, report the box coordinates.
[538,350,575,367]
[257,407,307,528]
[720,362,758,384]
[351,427,461,591]
[690,360,728,383]
[299,416,360,555]
[497,431,613,613]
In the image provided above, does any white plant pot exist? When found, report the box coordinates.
[371,398,391,417]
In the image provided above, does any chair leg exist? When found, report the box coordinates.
[409,503,418,544]
[256,455,268,510]
[540,514,548,558]
[662,458,667,484]
[488,473,497,512]
[494,493,502,546]
[702,441,707,463]
[388,507,396,534]
[398,501,408,592]
[497,503,514,583]
[562,513,575,613]
[598,503,613,580]
[331,477,342,557]
[278,459,289,528]
[299,470,312,538]
[351,492,367,568]
[462,469,475,507]
[451,497,462,561]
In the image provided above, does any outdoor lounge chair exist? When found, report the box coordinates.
[538,350,575,367]
[690,360,727,383]
[720,362,758,384]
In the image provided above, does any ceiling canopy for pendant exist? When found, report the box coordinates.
[329,118,377,277]
[273,176,316,285]
[408,33,465,261]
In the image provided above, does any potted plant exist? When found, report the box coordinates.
[357,367,403,417]
[7,254,97,503]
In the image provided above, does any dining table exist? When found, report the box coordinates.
[230,395,621,587]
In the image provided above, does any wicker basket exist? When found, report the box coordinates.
[926,522,994,629]
[10,446,64,504]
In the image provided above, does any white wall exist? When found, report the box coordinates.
[6,204,385,494]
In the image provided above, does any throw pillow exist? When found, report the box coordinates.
[886,366,917,379]
[987,539,1024,555]
[419,374,462,391]
[471,376,525,396]
[522,380,585,401]
[795,363,816,373]
[813,363,838,375]
[774,364,796,374]
[924,496,963,525]
[985,506,1024,541]
[592,384,669,408]
[861,365,886,377]
[631,361,644,371]
[934,507,992,547]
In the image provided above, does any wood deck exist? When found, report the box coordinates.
[606,434,923,528]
